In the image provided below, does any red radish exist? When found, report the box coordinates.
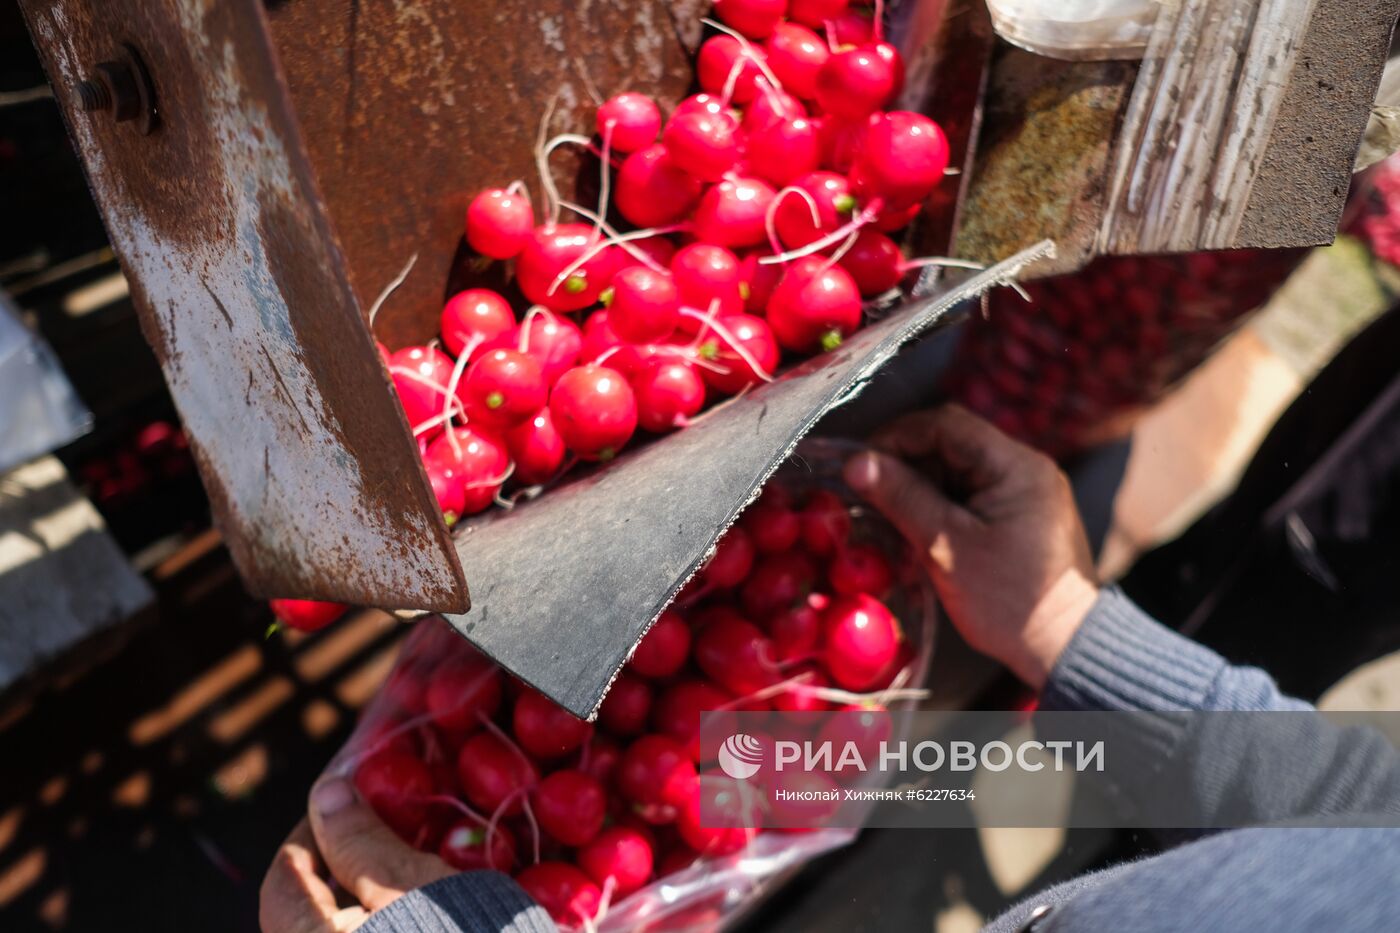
[822,593,902,690]
[516,863,602,926]
[677,774,761,855]
[701,526,756,588]
[871,41,907,103]
[743,86,806,133]
[767,256,863,352]
[531,770,606,846]
[673,92,734,121]
[815,115,867,172]
[620,234,678,271]
[549,364,638,461]
[383,668,428,716]
[815,47,897,120]
[579,309,627,365]
[851,110,950,210]
[269,599,346,633]
[616,735,700,822]
[696,313,779,395]
[713,0,786,38]
[671,244,745,324]
[766,597,823,662]
[576,736,623,787]
[799,488,852,555]
[831,8,876,45]
[662,109,742,182]
[629,610,691,679]
[423,427,509,515]
[483,310,582,384]
[459,348,546,428]
[616,145,705,228]
[817,701,891,771]
[739,250,784,313]
[658,846,702,875]
[652,679,734,758]
[466,188,534,260]
[694,615,780,695]
[609,266,680,343]
[747,117,821,188]
[828,543,893,595]
[766,23,830,100]
[439,820,516,872]
[742,496,801,553]
[516,224,618,312]
[773,662,833,714]
[577,827,654,898]
[357,717,421,760]
[788,0,849,29]
[504,410,565,485]
[389,346,456,428]
[632,359,706,432]
[599,673,653,736]
[440,289,515,358]
[874,200,921,231]
[354,751,433,841]
[692,176,778,249]
[773,171,856,248]
[696,36,765,105]
[741,551,818,617]
[839,228,904,295]
[425,657,504,734]
[597,93,662,153]
[513,690,593,760]
[457,731,538,817]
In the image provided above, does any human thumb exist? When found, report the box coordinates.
[308,776,454,913]
[844,450,964,564]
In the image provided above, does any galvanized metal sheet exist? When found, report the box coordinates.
[19,0,468,611]
[445,243,1056,719]
[264,0,701,350]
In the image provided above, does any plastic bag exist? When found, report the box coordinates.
[324,439,937,930]
[985,0,1162,61]
[0,290,91,474]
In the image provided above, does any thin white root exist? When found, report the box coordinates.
[556,200,669,272]
[759,204,880,265]
[546,224,683,296]
[820,229,861,273]
[506,179,529,197]
[765,185,822,256]
[464,462,516,490]
[682,306,774,383]
[517,307,548,354]
[572,56,605,106]
[702,18,786,96]
[368,253,418,326]
[595,120,615,244]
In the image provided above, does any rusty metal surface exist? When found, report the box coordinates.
[444,243,1055,719]
[19,0,468,612]
[954,44,1136,278]
[1237,0,1400,248]
[264,0,700,350]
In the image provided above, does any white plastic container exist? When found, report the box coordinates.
[985,0,1162,61]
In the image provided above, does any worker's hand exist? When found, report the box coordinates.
[259,777,454,932]
[844,404,1099,689]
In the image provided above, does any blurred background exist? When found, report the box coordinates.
[4,1,1400,930]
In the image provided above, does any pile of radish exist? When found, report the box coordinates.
[378,0,952,527]
[339,478,926,928]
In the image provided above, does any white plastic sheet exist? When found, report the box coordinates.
[985,0,1163,61]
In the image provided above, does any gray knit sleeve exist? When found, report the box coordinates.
[358,871,555,933]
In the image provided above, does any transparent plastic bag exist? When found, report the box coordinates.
[985,0,1162,61]
[323,439,937,930]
